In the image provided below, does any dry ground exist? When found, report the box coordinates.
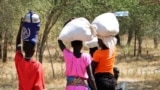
[0,37,160,90]
[0,51,160,90]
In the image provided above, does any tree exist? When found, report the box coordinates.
[0,0,15,62]
[0,0,52,62]
[36,0,116,63]
[38,0,69,63]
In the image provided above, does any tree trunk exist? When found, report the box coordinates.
[134,31,137,56]
[153,36,158,48]
[39,7,62,63]
[0,32,2,59]
[127,29,133,46]
[137,37,142,56]
[115,34,121,46]
[38,0,69,63]
[3,30,8,63]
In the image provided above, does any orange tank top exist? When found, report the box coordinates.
[93,48,116,75]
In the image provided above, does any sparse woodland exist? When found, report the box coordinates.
[0,0,160,90]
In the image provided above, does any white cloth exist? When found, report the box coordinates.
[98,36,117,57]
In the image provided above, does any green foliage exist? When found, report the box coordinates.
[0,0,159,42]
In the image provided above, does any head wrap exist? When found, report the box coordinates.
[98,36,117,57]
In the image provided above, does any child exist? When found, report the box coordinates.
[15,17,45,90]
[91,38,117,90]
[89,47,120,82]
[58,39,97,90]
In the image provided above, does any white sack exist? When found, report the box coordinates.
[58,17,94,42]
[85,37,98,48]
[92,13,119,37]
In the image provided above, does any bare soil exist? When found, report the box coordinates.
[0,57,160,90]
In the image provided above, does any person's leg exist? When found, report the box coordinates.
[87,80,92,90]
[113,67,120,81]
[114,67,123,90]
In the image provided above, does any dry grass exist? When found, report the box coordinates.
[1,49,160,90]
[0,37,160,90]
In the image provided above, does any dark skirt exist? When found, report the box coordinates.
[95,72,116,90]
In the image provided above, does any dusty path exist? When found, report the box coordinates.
[0,78,160,90]
[116,80,160,90]
[1,60,160,90]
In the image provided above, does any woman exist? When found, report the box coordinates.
[91,38,117,90]
[58,40,97,90]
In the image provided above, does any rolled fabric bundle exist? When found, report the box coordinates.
[58,17,96,42]
[92,12,119,37]
[22,10,40,44]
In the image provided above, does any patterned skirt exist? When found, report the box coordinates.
[66,76,88,90]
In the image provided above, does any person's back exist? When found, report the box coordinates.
[15,50,44,90]
[63,48,92,90]
[58,40,97,90]
[63,49,91,78]
[93,48,116,75]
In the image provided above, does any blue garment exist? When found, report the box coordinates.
[22,22,40,44]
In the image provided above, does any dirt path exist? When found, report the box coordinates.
[117,80,160,90]
[1,60,160,90]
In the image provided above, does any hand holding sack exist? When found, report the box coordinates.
[22,11,40,44]
[58,17,96,42]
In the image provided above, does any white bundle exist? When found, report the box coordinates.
[98,36,117,57]
[85,37,98,48]
[58,17,95,42]
[92,12,119,37]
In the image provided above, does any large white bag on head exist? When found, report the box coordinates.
[92,13,119,37]
[58,17,94,42]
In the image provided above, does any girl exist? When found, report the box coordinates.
[58,39,97,90]
[91,38,117,90]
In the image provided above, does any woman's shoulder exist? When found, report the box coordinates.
[81,53,92,64]
[81,53,92,60]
